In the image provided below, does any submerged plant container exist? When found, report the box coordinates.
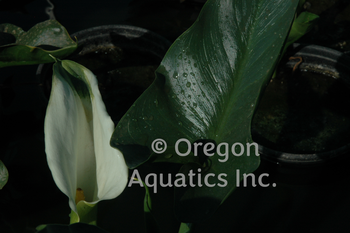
[37,25,171,123]
[252,43,350,165]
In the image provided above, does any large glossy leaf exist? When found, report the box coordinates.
[111,0,298,222]
[0,20,77,68]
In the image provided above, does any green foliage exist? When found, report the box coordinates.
[0,160,9,189]
[178,223,192,233]
[283,11,319,55]
[142,179,160,233]
[111,0,299,222]
[69,202,98,225]
[0,20,77,68]
[36,223,108,233]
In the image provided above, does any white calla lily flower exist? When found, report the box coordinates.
[44,59,128,224]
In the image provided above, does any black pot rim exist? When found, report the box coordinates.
[255,43,350,166]
[70,24,171,44]
[36,24,171,98]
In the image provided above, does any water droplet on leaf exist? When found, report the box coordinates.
[52,28,61,33]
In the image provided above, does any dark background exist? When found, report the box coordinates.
[1,0,350,232]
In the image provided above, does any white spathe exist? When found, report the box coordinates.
[44,60,128,220]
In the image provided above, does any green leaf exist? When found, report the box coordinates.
[0,20,77,68]
[142,179,160,233]
[178,223,192,233]
[111,0,298,222]
[36,223,109,233]
[0,160,9,189]
[282,11,319,55]
[0,24,24,40]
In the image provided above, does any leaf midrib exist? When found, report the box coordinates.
[214,1,264,143]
